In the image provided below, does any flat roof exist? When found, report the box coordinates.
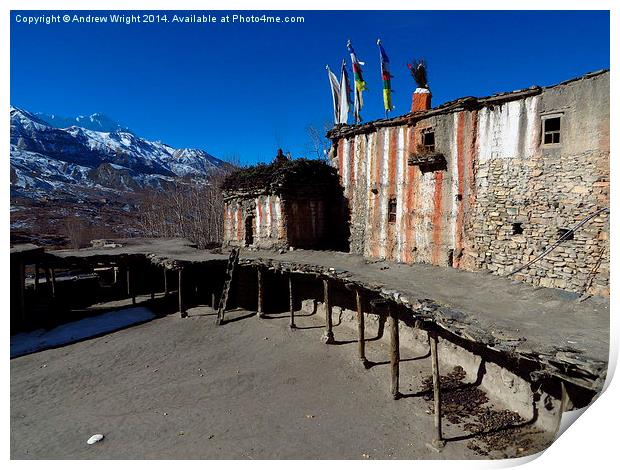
[327,69,609,141]
[50,239,609,391]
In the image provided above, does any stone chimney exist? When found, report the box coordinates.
[411,87,432,112]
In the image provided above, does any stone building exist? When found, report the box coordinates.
[221,152,349,250]
[327,70,609,296]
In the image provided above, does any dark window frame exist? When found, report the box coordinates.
[388,197,397,223]
[421,128,435,152]
[542,115,562,145]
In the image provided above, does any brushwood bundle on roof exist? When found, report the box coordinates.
[221,158,341,199]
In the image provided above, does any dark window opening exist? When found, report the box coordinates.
[388,198,397,223]
[422,129,435,152]
[558,228,574,240]
[512,223,524,235]
[543,117,561,144]
[245,215,255,246]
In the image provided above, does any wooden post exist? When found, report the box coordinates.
[321,278,334,344]
[164,267,169,296]
[44,266,52,299]
[356,289,367,366]
[19,260,26,325]
[211,292,216,312]
[289,274,296,329]
[428,329,445,451]
[127,268,136,305]
[34,263,40,293]
[50,268,56,298]
[150,267,155,300]
[178,269,186,318]
[257,267,264,318]
[389,305,400,399]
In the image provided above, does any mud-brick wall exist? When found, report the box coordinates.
[468,72,609,295]
[223,194,287,249]
[334,110,477,267]
[223,195,330,250]
[332,71,609,295]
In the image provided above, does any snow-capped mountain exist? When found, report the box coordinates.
[35,111,132,133]
[10,106,226,196]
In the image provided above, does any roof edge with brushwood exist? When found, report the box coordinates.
[221,157,341,200]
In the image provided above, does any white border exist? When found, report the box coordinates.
[2,2,616,469]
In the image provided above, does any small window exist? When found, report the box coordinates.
[422,129,435,152]
[558,228,574,240]
[512,223,524,235]
[543,117,561,144]
[388,198,397,223]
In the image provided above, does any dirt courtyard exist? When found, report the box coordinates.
[10,305,550,459]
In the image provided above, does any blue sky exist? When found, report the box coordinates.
[11,10,609,164]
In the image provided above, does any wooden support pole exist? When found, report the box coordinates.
[50,268,56,298]
[19,260,26,325]
[257,267,264,318]
[164,267,169,296]
[289,274,296,329]
[127,268,136,305]
[44,266,52,299]
[212,292,216,312]
[321,278,334,344]
[150,268,155,300]
[428,329,445,451]
[554,381,569,437]
[389,305,400,399]
[178,269,186,318]
[34,263,40,293]
[356,289,367,366]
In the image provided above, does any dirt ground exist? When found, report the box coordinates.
[10,304,552,459]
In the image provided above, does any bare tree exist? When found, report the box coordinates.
[305,123,332,160]
[131,171,229,249]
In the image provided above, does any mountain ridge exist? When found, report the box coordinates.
[10,105,227,197]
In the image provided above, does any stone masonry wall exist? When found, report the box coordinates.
[331,71,609,296]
